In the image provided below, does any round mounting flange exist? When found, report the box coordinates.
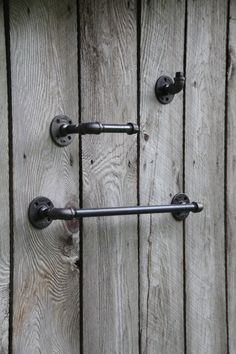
[171,193,190,221]
[28,196,54,229]
[155,75,174,104]
[50,115,75,147]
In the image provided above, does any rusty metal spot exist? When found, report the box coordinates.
[64,200,80,233]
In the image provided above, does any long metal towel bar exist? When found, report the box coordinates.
[28,194,203,229]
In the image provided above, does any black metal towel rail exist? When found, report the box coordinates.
[50,115,139,146]
[28,193,203,229]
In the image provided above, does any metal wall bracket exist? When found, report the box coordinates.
[28,193,203,229]
[155,72,185,104]
[171,193,190,221]
[28,196,54,229]
[50,115,75,147]
[50,115,139,147]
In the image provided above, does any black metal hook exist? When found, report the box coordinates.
[28,193,203,229]
[50,115,139,147]
[155,72,185,104]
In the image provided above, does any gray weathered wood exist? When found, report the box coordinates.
[140,1,185,353]
[0,1,232,352]
[0,1,9,353]
[227,1,236,352]
[10,1,80,353]
[185,0,227,352]
[80,0,138,352]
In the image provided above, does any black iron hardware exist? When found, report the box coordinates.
[155,72,185,104]
[28,193,203,229]
[50,115,139,147]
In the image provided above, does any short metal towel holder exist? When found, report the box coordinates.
[50,115,139,147]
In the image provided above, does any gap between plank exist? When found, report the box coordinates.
[183,0,188,353]
[77,0,83,352]
[3,1,14,353]
[224,0,230,352]
[136,0,141,352]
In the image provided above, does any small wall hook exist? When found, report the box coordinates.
[155,72,185,104]
[50,115,139,147]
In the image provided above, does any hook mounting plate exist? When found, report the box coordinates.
[155,75,174,104]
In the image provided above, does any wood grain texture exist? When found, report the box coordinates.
[0,1,9,353]
[80,0,138,352]
[227,1,236,352]
[140,1,185,353]
[10,1,80,353]
[185,0,227,352]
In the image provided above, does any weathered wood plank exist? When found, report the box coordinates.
[10,1,80,353]
[0,1,9,352]
[80,0,138,352]
[227,1,236,352]
[140,1,185,353]
[185,0,227,352]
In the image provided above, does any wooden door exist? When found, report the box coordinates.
[0,0,234,353]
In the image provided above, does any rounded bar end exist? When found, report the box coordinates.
[192,202,204,213]
[127,123,139,134]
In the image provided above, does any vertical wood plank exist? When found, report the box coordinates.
[140,1,185,353]
[0,1,9,352]
[227,1,236,352]
[185,0,227,352]
[10,1,80,352]
[80,0,138,352]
